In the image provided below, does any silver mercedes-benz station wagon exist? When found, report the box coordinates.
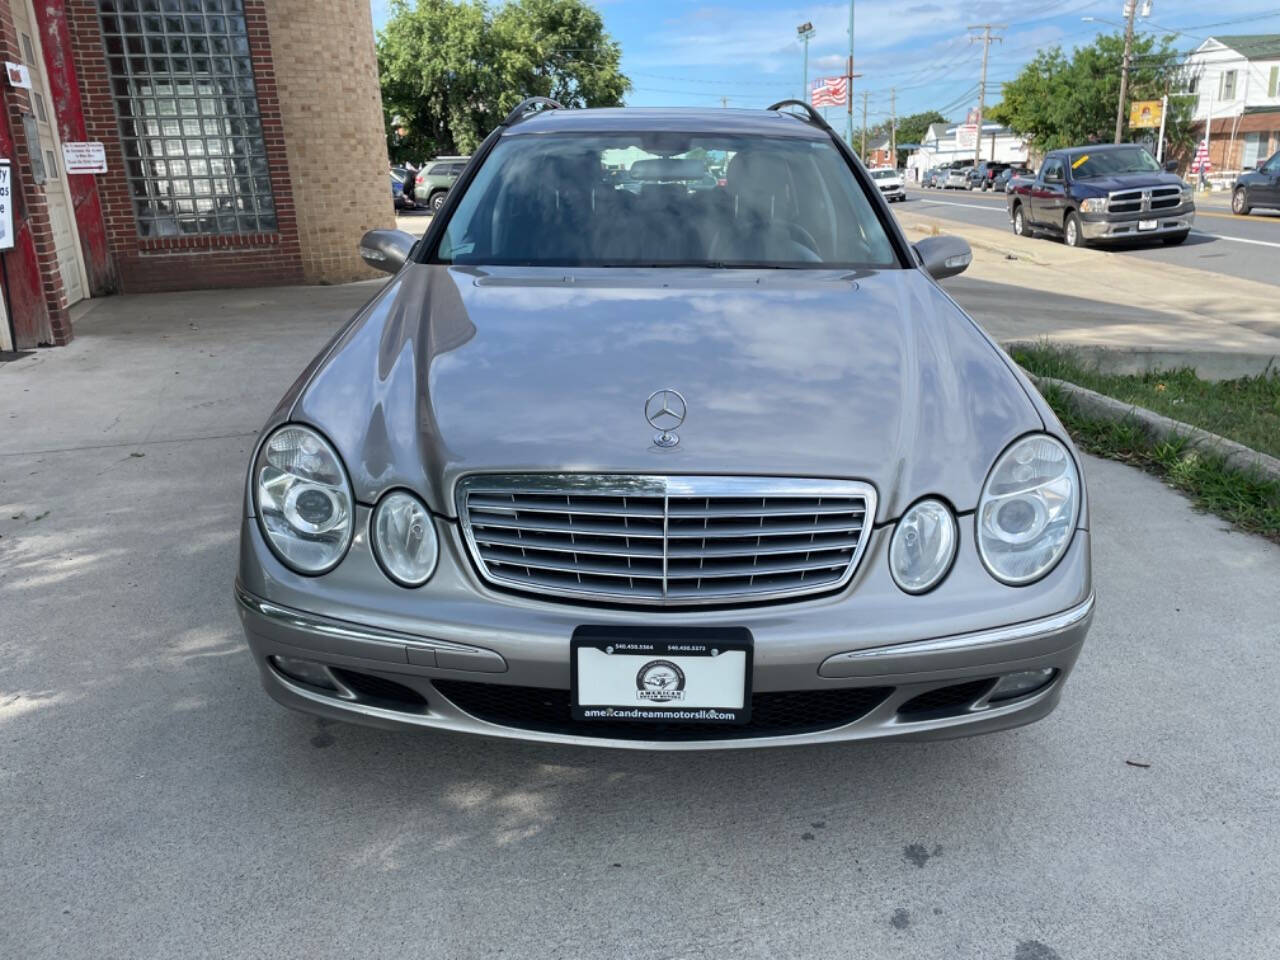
[235,99,1093,750]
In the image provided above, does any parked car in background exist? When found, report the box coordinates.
[994,166,1033,193]
[944,166,971,189]
[921,168,938,188]
[971,161,1011,191]
[415,156,470,212]
[390,166,416,210]
[237,99,1092,750]
[1006,143,1193,247]
[870,167,906,202]
[1231,151,1280,215]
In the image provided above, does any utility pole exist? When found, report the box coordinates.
[968,24,1004,166]
[889,87,897,166]
[861,90,869,160]
[847,0,855,146]
[1114,1,1138,142]
[844,56,865,151]
[797,22,815,102]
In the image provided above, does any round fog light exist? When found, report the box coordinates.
[989,668,1056,703]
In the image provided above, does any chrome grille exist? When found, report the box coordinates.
[1108,185,1183,214]
[457,475,875,606]
[1148,185,1183,210]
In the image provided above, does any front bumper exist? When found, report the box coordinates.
[236,513,1094,750]
[878,186,906,200]
[1080,206,1194,240]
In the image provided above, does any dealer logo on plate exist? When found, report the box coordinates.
[636,660,686,702]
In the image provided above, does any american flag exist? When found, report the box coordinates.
[811,76,848,108]
[1190,138,1212,173]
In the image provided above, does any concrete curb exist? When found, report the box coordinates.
[897,212,1063,267]
[1005,341,1280,382]
[1021,369,1280,483]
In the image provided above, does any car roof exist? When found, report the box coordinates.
[502,107,832,140]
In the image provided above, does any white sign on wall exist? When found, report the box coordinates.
[5,62,31,89]
[62,141,108,175]
[0,161,14,251]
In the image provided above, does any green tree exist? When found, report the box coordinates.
[378,0,630,162]
[992,32,1185,152]
[893,110,947,166]
[855,110,947,165]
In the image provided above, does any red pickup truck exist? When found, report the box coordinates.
[1007,144,1193,247]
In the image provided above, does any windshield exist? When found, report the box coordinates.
[1071,147,1161,179]
[870,169,898,179]
[433,132,899,269]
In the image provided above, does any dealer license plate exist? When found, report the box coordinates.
[571,627,752,724]
[1138,219,1158,231]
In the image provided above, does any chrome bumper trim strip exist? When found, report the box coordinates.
[828,593,1094,663]
[235,583,494,659]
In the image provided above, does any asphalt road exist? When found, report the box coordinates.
[899,186,1280,286]
[4,284,1280,960]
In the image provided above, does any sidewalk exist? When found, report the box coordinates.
[897,209,1280,377]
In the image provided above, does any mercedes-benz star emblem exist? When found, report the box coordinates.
[645,389,687,448]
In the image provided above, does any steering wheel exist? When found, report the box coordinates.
[781,221,821,256]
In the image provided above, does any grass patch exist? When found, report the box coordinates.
[1011,343,1280,460]
[1034,380,1280,541]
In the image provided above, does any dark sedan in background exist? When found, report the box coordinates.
[1233,151,1280,215]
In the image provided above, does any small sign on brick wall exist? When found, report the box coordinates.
[0,160,14,251]
[62,141,108,175]
[5,62,31,89]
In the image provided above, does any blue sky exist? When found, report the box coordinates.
[370,1,1280,131]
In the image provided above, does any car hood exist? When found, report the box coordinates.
[1072,171,1185,193]
[293,265,1043,521]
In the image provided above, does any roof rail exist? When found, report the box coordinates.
[501,97,565,127]
[767,99,834,134]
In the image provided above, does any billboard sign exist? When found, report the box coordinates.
[1129,100,1163,129]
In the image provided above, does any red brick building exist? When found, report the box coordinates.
[0,0,390,351]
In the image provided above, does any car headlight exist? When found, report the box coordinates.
[371,490,439,587]
[977,434,1080,585]
[1079,197,1107,213]
[889,498,957,594]
[253,424,353,574]
[1181,183,1194,200]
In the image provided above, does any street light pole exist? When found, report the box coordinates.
[797,22,815,103]
[1114,1,1138,142]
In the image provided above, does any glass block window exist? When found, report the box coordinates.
[99,0,277,236]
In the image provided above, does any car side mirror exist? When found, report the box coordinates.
[359,228,416,274]
[914,235,972,280]
[1164,160,1179,172]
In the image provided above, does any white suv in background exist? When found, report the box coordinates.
[870,167,906,202]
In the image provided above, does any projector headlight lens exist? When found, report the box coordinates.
[254,425,353,574]
[978,434,1080,585]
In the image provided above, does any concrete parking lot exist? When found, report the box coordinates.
[2,283,1279,959]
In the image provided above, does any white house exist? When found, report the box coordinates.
[906,116,1028,182]
[1182,34,1280,174]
